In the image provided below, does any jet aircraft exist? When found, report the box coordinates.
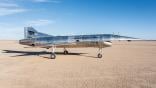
[19,27,137,59]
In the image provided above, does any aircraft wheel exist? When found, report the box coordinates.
[50,53,56,59]
[98,53,102,58]
[64,50,69,55]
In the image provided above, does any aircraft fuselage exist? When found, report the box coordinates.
[19,34,112,48]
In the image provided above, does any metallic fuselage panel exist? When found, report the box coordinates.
[20,34,112,48]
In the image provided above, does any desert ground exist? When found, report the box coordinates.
[0,40,156,88]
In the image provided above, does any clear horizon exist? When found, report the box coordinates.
[0,0,156,40]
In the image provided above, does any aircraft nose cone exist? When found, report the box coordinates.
[104,41,112,47]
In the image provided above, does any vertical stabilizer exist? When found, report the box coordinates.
[24,27,51,39]
[24,27,38,39]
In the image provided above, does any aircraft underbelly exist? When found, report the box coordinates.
[56,41,110,48]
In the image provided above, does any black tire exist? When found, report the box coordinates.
[64,51,69,55]
[98,54,102,58]
[50,53,56,59]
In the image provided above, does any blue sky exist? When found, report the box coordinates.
[0,0,156,40]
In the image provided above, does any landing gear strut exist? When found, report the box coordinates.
[97,48,103,58]
[50,45,56,59]
[63,48,69,55]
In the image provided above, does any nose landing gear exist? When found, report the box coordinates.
[97,48,103,58]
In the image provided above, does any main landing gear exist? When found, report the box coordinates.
[50,47,69,59]
[50,45,56,59]
[50,53,56,59]
[49,46,103,59]
[63,48,69,55]
[97,48,103,58]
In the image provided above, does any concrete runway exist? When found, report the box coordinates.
[0,41,156,88]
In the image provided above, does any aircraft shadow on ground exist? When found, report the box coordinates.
[2,50,96,59]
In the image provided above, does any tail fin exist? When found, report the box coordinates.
[24,27,38,38]
[24,27,51,39]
